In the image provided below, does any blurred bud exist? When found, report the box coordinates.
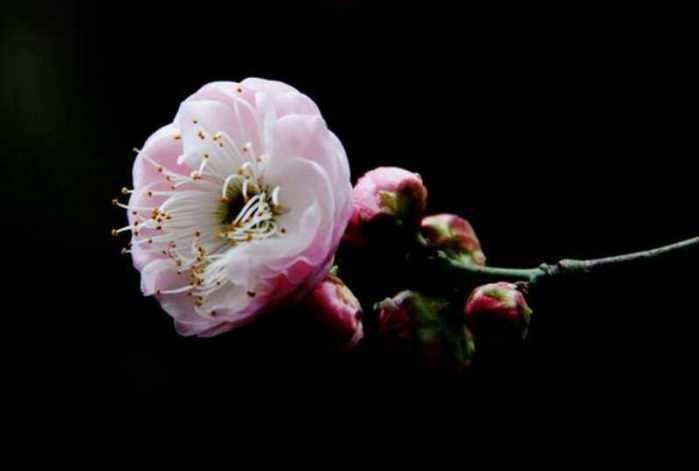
[307,275,363,351]
[376,291,416,345]
[344,167,428,247]
[376,290,475,369]
[420,214,486,266]
[464,282,532,341]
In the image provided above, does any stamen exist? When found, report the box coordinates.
[197,156,209,176]
[159,284,195,295]
[214,130,247,163]
[221,174,239,199]
[233,194,262,226]
[242,178,250,200]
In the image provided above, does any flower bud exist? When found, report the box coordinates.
[344,167,428,247]
[464,282,532,341]
[376,290,475,369]
[420,214,486,266]
[376,291,416,347]
[306,275,363,351]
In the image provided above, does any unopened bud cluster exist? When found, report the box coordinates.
[308,167,534,368]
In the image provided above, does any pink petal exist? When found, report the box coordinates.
[268,115,352,249]
[241,77,321,117]
[140,259,219,333]
[255,157,335,268]
[175,99,259,172]
[132,123,186,189]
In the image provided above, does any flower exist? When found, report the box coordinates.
[344,167,427,247]
[464,282,532,340]
[306,274,363,350]
[113,78,352,337]
[376,290,475,368]
[420,214,486,266]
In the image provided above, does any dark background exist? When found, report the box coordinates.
[2,1,698,438]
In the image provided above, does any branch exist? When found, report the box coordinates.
[444,236,699,287]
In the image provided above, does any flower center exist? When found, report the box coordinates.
[216,167,284,244]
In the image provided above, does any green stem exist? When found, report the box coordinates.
[445,236,699,287]
[445,261,542,283]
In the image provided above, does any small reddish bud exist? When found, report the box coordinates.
[307,275,363,351]
[376,291,417,346]
[420,214,486,266]
[376,291,475,369]
[344,167,428,247]
[464,282,533,341]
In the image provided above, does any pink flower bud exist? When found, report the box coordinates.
[307,275,363,351]
[464,282,532,340]
[376,291,416,344]
[377,291,475,369]
[344,167,428,247]
[420,214,486,266]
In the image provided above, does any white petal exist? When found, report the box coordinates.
[175,99,256,173]
[253,157,335,268]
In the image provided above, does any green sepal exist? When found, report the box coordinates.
[378,190,400,215]
[409,292,476,367]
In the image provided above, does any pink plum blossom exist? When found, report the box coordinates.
[114,78,352,337]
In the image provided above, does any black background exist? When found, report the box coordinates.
[2,1,698,438]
